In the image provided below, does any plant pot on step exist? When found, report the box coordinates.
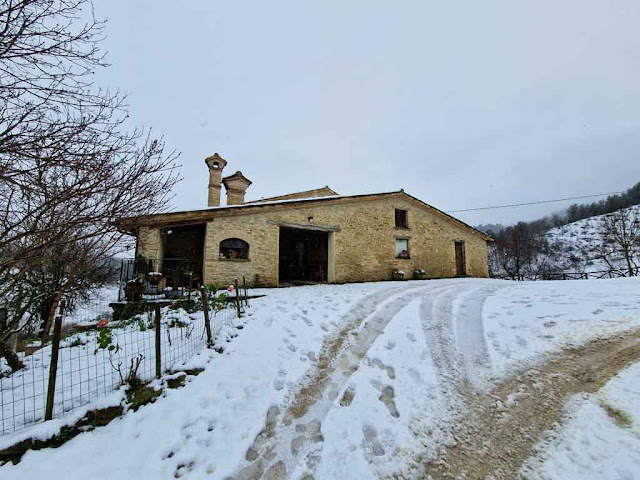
[391,270,406,281]
[125,281,145,302]
[147,272,162,286]
[414,269,427,280]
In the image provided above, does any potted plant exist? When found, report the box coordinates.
[124,275,145,301]
[414,269,427,280]
[391,269,406,281]
[148,271,162,286]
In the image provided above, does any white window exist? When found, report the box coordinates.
[395,238,409,259]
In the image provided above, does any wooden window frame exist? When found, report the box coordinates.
[395,209,409,229]
[395,237,410,259]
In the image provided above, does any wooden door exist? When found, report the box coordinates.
[455,241,466,276]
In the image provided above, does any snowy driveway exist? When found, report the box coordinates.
[2,278,640,479]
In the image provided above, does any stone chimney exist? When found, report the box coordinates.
[222,171,252,205]
[205,153,227,207]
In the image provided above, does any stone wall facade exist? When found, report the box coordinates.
[134,193,490,287]
[137,227,163,267]
[203,194,488,287]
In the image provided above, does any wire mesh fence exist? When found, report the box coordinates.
[0,288,238,435]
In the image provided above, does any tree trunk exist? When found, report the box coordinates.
[622,246,635,277]
[42,276,73,341]
[0,340,24,372]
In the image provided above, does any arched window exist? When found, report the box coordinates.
[220,238,249,260]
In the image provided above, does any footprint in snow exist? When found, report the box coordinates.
[385,341,396,350]
[371,358,396,379]
[379,386,399,418]
[362,425,385,456]
[406,332,416,343]
[340,385,356,406]
[408,368,422,382]
[282,338,297,352]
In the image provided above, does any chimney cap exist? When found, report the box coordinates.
[222,171,252,189]
[205,152,227,170]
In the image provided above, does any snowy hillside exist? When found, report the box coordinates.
[545,204,640,274]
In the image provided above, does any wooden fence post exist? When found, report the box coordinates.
[200,286,213,347]
[45,301,65,421]
[155,304,161,379]
[242,275,249,307]
[234,279,241,318]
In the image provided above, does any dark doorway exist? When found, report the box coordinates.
[279,227,328,284]
[162,224,206,286]
[455,241,466,276]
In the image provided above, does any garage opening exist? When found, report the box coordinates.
[279,227,328,284]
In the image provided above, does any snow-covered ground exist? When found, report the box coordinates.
[483,278,640,380]
[1,278,639,479]
[523,362,640,479]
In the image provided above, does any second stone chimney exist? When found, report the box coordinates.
[205,153,227,207]
[222,171,252,205]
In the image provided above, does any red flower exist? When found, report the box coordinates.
[227,285,234,293]
[97,319,109,328]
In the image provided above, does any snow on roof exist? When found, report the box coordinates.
[206,194,344,210]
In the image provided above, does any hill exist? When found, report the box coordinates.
[545,204,640,275]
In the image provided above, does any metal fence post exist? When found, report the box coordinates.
[200,286,213,346]
[45,302,65,421]
[234,279,241,318]
[155,304,161,379]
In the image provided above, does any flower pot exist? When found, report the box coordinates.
[148,272,162,286]
[391,271,406,281]
[125,282,144,302]
[414,271,427,280]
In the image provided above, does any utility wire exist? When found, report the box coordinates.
[447,191,626,213]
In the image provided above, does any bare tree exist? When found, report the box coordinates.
[595,207,639,276]
[489,222,555,280]
[0,0,181,369]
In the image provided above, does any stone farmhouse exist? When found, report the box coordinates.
[115,153,492,288]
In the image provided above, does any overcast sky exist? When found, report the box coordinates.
[94,0,640,226]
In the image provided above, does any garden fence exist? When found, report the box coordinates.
[490,267,636,281]
[0,286,245,435]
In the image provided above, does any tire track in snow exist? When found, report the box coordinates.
[382,282,505,479]
[453,284,509,388]
[230,284,446,480]
[426,330,640,480]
